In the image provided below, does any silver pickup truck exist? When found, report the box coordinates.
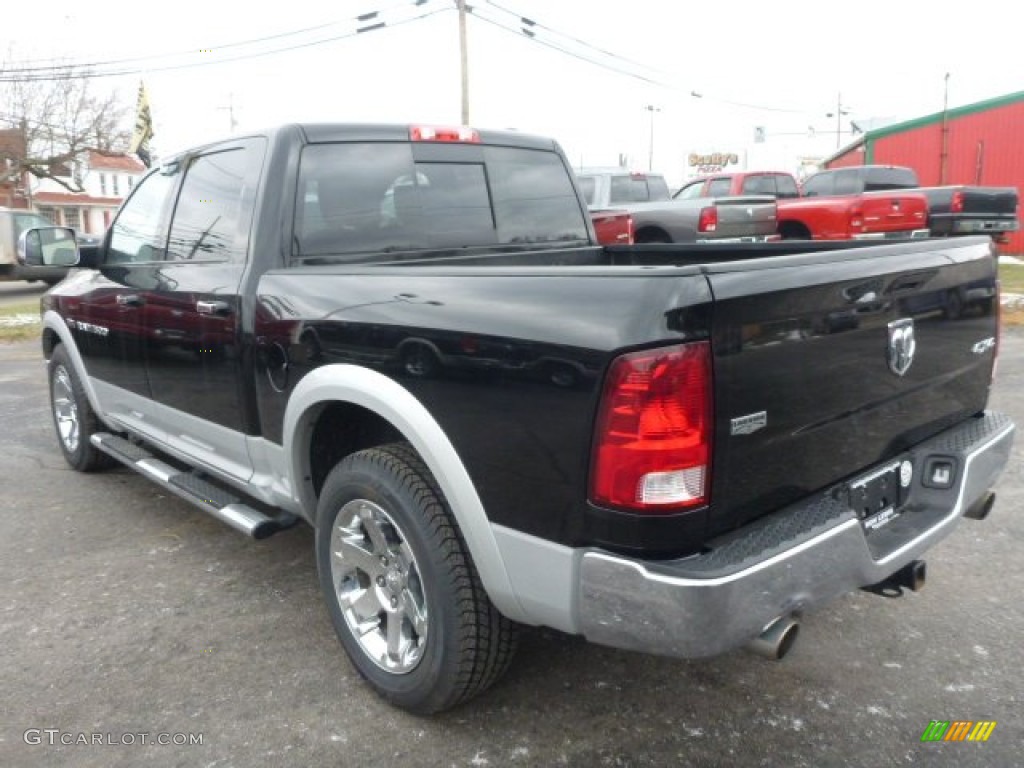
[576,167,778,244]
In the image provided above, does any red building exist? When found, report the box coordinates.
[825,90,1024,253]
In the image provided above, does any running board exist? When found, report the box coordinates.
[91,432,297,540]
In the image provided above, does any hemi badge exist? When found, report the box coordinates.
[731,411,767,436]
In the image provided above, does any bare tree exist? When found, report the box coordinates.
[0,64,132,193]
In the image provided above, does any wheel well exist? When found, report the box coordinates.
[778,220,811,239]
[634,226,672,244]
[42,328,60,356]
[308,401,404,499]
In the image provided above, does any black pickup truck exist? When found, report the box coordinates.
[20,124,1014,714]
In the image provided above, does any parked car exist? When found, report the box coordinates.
[577,168,777,244]
[801,165,1019,241]
[676,170,930,241]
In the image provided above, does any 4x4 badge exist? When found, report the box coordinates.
[888,318,916,376]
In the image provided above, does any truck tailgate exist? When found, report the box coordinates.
[704,237,997,537]
[860,191,928,235]
[959,186,1018,216]
[712,196,777,239]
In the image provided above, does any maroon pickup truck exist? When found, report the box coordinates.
[676,169,930,241]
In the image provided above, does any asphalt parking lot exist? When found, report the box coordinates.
[1,332,1022,768]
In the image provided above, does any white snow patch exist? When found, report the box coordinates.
[511,747,530,759]
[883,662,902,669]
[944,683,975,693]
[470,752,490,766]
[973,645,989,657]
[867,706,890,717]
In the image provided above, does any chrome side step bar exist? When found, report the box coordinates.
[91,432,297,540]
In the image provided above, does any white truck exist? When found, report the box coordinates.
[0,208,76,285]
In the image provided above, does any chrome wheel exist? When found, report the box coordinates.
[329,499,428,674]
[52,364,80,453]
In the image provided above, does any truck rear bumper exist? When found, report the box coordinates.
[852,229,931,240]
[577,411,1014,659]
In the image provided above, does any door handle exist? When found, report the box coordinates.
[196,300,233,316]
[116,294,144,307]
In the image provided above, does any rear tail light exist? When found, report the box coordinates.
[409,125,481,143]
[590,342,713,513]
[850,204,864,230]
[698,206,718,233]
[951,190,965,213]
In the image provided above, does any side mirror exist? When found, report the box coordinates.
[17,226,81,267]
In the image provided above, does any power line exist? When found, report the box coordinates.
[477,1,806,114]
[0,4,450,82]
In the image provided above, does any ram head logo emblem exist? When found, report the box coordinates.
[887,318,916,376]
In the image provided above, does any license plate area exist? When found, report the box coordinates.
[849,460,907,531]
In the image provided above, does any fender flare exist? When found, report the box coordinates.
[41,310,109,421]
[282,364,529,623]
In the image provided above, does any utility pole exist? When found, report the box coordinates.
[218,94,238,134]
[457,0,469,124]
[826,93,850,149]
[644,105,660,171]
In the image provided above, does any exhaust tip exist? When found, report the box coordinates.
[965,492,996,521]
[747,616,800,661]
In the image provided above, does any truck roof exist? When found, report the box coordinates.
[162,123,561,162]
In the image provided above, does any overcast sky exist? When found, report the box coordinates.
[3,0,1022,183]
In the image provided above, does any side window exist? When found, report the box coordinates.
[107,169,176,263]
[833,170,862,196]
[576,176,596,205]
[706,178,732,197]
[774,175,800,199]
[674,181,707,200]
[801,173,834,197]
[741,176,772,195]
[609,176,637,204]
[166,148,252,261]
[645,176,671,201]
[864,167,917,191]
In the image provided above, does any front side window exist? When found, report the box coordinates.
[166,149,251,261]
[107,169,176,263]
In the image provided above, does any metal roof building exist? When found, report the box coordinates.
[825,91,1024,253]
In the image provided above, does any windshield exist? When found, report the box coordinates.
[13,213,53,238]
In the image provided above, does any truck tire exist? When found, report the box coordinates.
[47,345,115,472]
[315,442,518,713]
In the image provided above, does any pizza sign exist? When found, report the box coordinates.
[689,152,739,175]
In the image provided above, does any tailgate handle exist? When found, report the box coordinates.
[196,300,232,317]
[116,294,144,307]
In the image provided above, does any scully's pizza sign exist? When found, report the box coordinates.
[689,152,739,175]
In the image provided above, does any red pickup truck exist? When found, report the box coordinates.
[676,170,930,241]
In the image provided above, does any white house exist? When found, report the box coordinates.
[33,151,146,237]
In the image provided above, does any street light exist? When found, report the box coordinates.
[826,92,850,149]
[644,105,660,171]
